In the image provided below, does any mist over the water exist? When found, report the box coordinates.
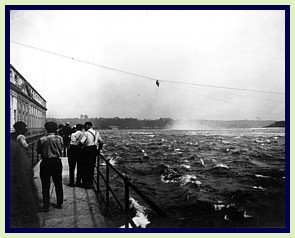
[166,119,277,130]
[167,120,213,130]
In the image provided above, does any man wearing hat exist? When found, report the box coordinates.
[62,122,72,157]
[68,124,84,187]
[79,122,103,189]
[37,122,64,212]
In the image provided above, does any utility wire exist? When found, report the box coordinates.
[11,40,285,95]
[10,41,155,83]
[160,80,284,95]
[160,82,283,118]
[167,83,284,104]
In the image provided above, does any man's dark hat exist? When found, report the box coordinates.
[76,124,83,130]
[84,121,92,127]
[13,121,27,131]
[45,121,58,132]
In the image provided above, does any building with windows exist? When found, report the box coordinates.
[10,64,47,134]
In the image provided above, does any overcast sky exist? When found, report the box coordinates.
[10,10,285,120]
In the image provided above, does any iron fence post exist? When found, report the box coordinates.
[97,154,100,190]
[124,177,129,228]
[106,159,109,206]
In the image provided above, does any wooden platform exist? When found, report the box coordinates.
[33,157,108,228]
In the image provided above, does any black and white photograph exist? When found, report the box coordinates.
[8,7,287,231]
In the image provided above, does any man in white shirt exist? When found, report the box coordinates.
[68,124,84,187]
[79,122,103,189]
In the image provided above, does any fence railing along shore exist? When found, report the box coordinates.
[27,132,46,167]
[94,153,168,228]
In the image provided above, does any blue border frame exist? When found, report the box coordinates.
[5,5,290,233]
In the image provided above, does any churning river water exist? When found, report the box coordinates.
[98,128,285,228]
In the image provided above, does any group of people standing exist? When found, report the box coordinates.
[37,121,103,212]
[66,122,103,188]
[10,120,103,215]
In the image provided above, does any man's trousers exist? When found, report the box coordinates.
[40,158,63,208]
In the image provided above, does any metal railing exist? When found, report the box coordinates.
[27,133,45,167]
[28,140,41,167]
[94,153,168,228]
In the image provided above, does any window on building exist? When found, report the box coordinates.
[14,110,16,124]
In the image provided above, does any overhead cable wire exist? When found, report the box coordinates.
[10,41,155,83]
[167,83,284,104]
[11,40,284,95]
[160,80,284,95]
[160,82,283,118]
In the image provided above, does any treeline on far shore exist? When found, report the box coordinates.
[46,117,285,130]
[47,117,174,129]
[265,121,285,128]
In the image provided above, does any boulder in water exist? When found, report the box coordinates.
[154,163,169,174]
[188,155,196,160]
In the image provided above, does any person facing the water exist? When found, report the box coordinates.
[57,124,64,136]
[79,121,103,189]
[11,121,29,149]
[37,122,64,212]
[68,123,84,187]
[62,122,72,157]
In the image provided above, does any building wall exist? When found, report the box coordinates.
[10,65,47,134]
